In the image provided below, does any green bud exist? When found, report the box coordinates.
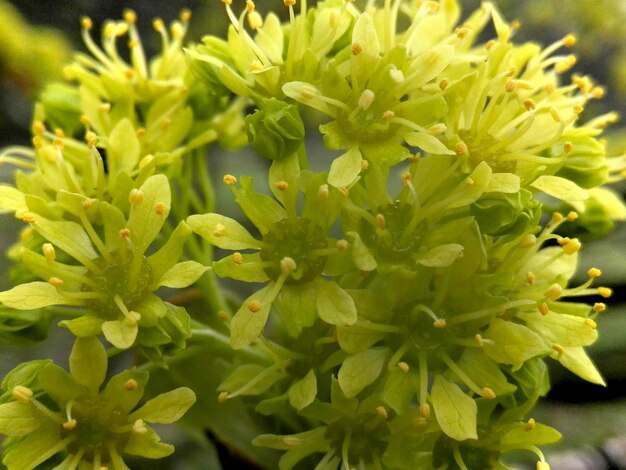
[245,98,305,161]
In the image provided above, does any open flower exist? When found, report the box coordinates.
[0,337,195,470]
[0,174,205,353]
[188,155,358,348]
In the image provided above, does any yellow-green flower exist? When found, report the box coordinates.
[0,337,195,470]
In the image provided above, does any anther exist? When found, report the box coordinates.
[129,189,145,206]
[550,108,561,123]
[482,387,496,399]
[587,267,602,278]
[382,110,395,121]
[152,18,165,32]
[12,385,33,403]
[573,104,584,114]
[456,27,470,39]
[358,89,375,111]
[80,115,91,126]
[401,172,412,185]
[389,68,404,83]
[525,418,536,431]
[360,159,369,171]
[280,257,297,274]
[351,43,363,55]
[124,311,141,326]
[585,319,597,329]
[275,181,289,191]
[17,212,36,223]
[284,0,296,5]
[217,310,229,321]
[85,131,97,148]
[593,302,606,313]
[425,1,438,13]
[597,287,612,298]
[124,379,139,391]
[63,419,77,430]
[545,284,563,301]
[538,303,549,316]
[455,141,468,155]
[591,87,605,99]
[139,155,154,169]
[557,237,571,246]
[562,238,581,254]
[555,54,577,73]
[154,201,168,215]
[552,343,565,355]
[81,16,93,30]
[439,78,449,91]
[336,240,348,251]
[48,277,64,287]
[524,99,536,111]
[221,0,233,5]
[375,213,386,229]
[223,174,237,186]
[32,121,45,134]
[32,136,43,149]
[123,9,137,24]
[520,234,537,247]
[397,362,409,373]
[213,223,226,237]
[42,243,56,262]
[564,142,574,153]
[562,34,576,47]
[420,403,431,417]
[247,300,262,313]
[132,419,148,434]
[376,406,388,420]
[98,103,111,114]
[53,137,64,149]
[505,80,517,93]
[119,228,131,240]
[82,199,94,210]
[232,252,244,264]
[475,334,485,347]
[485,39,496,50]
[54,128,65,138]
[433,319,447,329]
[551,212,564,223]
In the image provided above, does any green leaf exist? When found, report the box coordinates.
[213,252,269,283]
[417,243,464,267]
[274,284,317,337]
[230,284,274,349]
[187,213,260,250]
[0,401,46,436]
[107,117,140,176]
[124,425,174,458]
[155,261,209,288]
[148,221,192,283]
[58,314,103,337]
[233,176,286,235]
[218,364,286,397]
[346,231,377,271]
[129,387,196,424]
[338,347,388,398]
[483,319,551,370]
[487,173,520,193]
[328,147,362,188]
[101,368,149,414]
[556,346,606,386]
[518,311,598,347]
[69,337,107,392]
[126,174,171,256]
[382,368,416,414]
[499,422,562,448]
[2,423,63,469]
[456,349,517,397]
[431,375,478,441]
[530,175,589,201]
[38,363,85,405]
[1,360,52,396]
[314,278,357,326]
[288,369,317,411]
[30,214,98,267]
[0,282,82,310]
[102,319,138,350]
[404,132,454,155]
[0,185,27,213]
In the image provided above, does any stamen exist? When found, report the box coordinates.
[376,406,388,420]
[124,379,138,391]
[223,174,237,186]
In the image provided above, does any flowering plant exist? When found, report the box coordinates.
[0,1,624,469]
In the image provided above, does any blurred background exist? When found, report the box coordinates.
[0,1,625,469]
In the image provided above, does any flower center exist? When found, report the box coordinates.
[260,218,328,285]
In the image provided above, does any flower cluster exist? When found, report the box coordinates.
[0,1,624,469]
